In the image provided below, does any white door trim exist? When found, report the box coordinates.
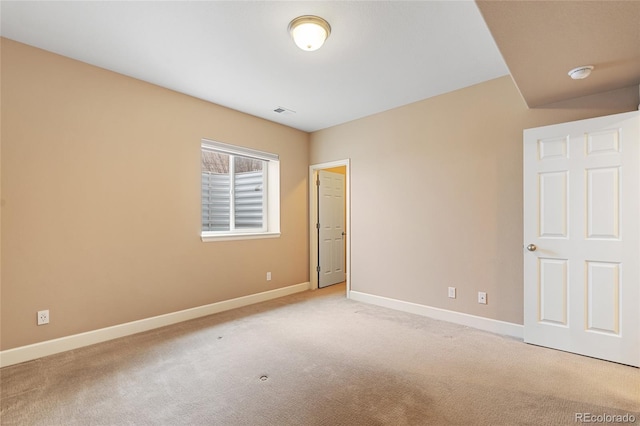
[309,159,351,297]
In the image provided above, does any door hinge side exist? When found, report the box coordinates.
[316,177,320,186]
[316,265,321,272]
[316,223,320,230]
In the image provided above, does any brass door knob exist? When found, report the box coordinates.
[526,244,537,252]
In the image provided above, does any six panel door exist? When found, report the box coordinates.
[318,170,346,288]
[523,111,639,367]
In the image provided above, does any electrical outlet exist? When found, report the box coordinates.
[448,287,456,299]
[37,309,50,325]
[478,292,487,304]
[266,272,272,281]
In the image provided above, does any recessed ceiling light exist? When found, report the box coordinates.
[568,65,594,80]
[288,15,331,51]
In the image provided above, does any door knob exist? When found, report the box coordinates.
[526,244,537,252]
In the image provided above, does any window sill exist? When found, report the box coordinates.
[201,232,281,242]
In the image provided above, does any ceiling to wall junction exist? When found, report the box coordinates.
[1,1,638,132]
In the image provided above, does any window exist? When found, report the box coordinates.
[201,140,280,241]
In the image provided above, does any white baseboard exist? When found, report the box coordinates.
[349,290,523,339]
[0,282,311,368]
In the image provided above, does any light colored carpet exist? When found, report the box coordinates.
[1,283,639,425]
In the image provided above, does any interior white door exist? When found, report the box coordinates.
[318,170,346,288]
[524,111,639,367]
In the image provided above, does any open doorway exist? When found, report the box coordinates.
[309,160,351,297]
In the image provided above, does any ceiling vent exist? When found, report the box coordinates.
[273,106,296,115]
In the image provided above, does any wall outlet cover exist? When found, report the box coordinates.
[448,287,456,298]
[37,309,50,325]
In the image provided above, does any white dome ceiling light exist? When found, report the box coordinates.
[288,15,331,52]
[568,65,594,80]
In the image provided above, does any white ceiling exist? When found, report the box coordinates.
[0,1,509,132]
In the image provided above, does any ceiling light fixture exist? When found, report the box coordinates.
[288,15,331,51]
[568,65,594,80]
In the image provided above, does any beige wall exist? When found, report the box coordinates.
[323,166,346,175]
[0,39,310,350]
[310,76,638,325]
[3,37,638,352]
